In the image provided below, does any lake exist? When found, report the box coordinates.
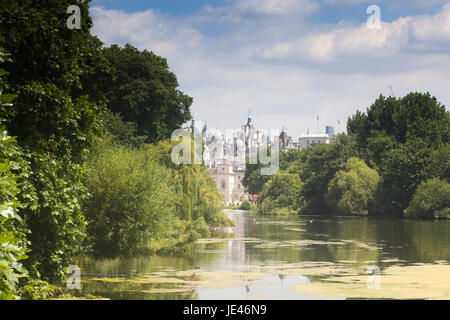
[74,210,450,300]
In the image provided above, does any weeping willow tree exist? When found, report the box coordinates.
[148,139,232,227]
[83,136,232,257]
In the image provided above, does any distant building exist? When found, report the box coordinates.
[201,113,267,205]
[325,126,335,136]
[298,133,331,149]
[279,126,297,152]
[209,163,247,206]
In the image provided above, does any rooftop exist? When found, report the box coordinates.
[299,133,330,139]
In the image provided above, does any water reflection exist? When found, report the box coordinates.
[75,211,449,300]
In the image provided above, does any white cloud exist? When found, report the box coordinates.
[233,0,319,15]
[256,3,450,62]
[324,0,447,8]
[90,2,450,138]
[410,3,450,42]
[91,7,203,57]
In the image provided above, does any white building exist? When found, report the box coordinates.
[209,164,247,206]
[298,133,331,149]
[189,113,267,205]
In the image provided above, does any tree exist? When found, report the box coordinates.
[0,52,29,299]
[428,143,450,182]
[325,158,380,216]
[258,173,305,215]
[289,135,357,214]
[0,0,104,284]
[372,138,432,216]
[242,150,272,195]
[101,110,147,148]
[84,137,177,256]
[100,44,193,143]
[404,178,450,219]
[347,92,450,217]
[348,93,449,148]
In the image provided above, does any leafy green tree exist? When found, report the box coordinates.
[1,0,105,283]
[258,173,305,215]
[0,101,29,300]
[100,44,193,143]
[279,149,303,171]
[84,137,177,256]
[0,144,28,300]
[348,92,450,217]
[372,138,433,216]
[325,158,380,216]
[149,140,232,227]
[347,93,449,148]
[428,143,450,182]
[101,110,147,148]
[404,178,450,219]
[288,135,357,214]
[242,149,272,195]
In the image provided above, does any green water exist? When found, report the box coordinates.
[74,210,450,300]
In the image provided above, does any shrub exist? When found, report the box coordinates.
[404,178,450,219]
[18,279,62,300]
[239,200,252,211]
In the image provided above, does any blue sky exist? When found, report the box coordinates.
[92,0,225,16]
[90,0,450,137]
[91,0,445,22]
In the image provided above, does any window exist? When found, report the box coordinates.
[238,184,241,189]
[221,180,226,189]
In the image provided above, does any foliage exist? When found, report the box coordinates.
[0,0,106,284]
[347,93,450,217]
[83,134,232,257]
[325,158,380,216]
[100,44,192,143]
[0,47,29,299]
[372,138,433,216]
[239,200,253,211]
[404,179,450,219]
[18,279,62,300]
[84,137,177,256]
[287,134,357,214]
[428,143,450,182]
[100,110,147,147]
[347,93,449,148]
[148,140,231,227]
[258,173,304,215]
[242,147,279,195]
[0,131,29,300]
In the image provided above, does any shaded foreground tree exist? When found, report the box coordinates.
[0,0,105,283]
[101,44,193,143]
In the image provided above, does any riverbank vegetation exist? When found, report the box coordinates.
[0,0,230,299]
[245,93,449,219]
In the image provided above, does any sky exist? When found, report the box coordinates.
[90,0,450,138]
